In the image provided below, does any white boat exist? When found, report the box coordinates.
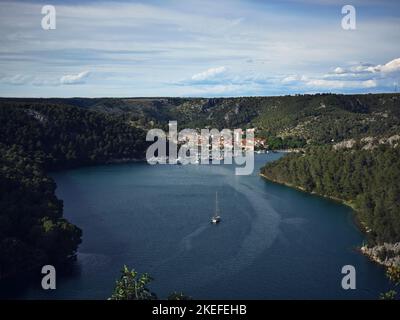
[211,192,221,224]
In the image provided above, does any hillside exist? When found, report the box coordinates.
[0,102,148,280]
[0,101,148,169]
[261,145,400,244]
[2,94,400,144]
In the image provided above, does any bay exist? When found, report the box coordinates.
[8,153,391,299]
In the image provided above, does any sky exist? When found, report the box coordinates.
[0,0,399,97]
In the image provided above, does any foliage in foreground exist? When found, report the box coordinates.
[109,265,191,300]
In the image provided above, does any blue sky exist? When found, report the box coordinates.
[0,0,399,97]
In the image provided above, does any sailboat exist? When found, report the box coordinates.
[211,192,221,224]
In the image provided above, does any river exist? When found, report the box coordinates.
[8,153,391,299]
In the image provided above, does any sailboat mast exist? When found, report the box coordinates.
[211,191,221,223]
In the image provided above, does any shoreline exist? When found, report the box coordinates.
[105,157,146,164]
[48,157,147,172]
[259,173,356,209]
[258,172,398,268]
[271,148,304,153]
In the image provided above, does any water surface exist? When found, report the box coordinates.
[8,153,391,299]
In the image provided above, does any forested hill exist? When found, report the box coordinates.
[0,102,148,169]
[0,144,82,279]
[2,93,399,144]
[0,102,148,280]
[261,145,400,245]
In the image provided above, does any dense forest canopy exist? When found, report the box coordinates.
[0,102,148,279]
[0,143,82,279]
[0,102,148,169]
[3,93,398,143]
[261,145,400,244]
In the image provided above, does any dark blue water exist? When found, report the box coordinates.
[10,153,391,299]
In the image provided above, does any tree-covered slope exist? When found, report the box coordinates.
[0,144,82,279]
[0,102,148,280]
[261,145,400,244]
[3,93,399,144]
[0,102,148,169]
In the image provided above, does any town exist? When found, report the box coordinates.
[146,121,256,175]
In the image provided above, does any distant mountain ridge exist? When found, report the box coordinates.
[2,93,399,144]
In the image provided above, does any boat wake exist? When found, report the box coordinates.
[164,165,282,291]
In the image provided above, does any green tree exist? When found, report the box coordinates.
[109,265,192,300]
[109,265,157,300]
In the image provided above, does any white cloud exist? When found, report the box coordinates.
[191,67,227,82]
[306,79,378,89]
[60,71,90,85]
[333,67,346,74]
[332,58,400,76]
[350,64,374,73]
[293,57,399,91]
[375,58,400,73]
